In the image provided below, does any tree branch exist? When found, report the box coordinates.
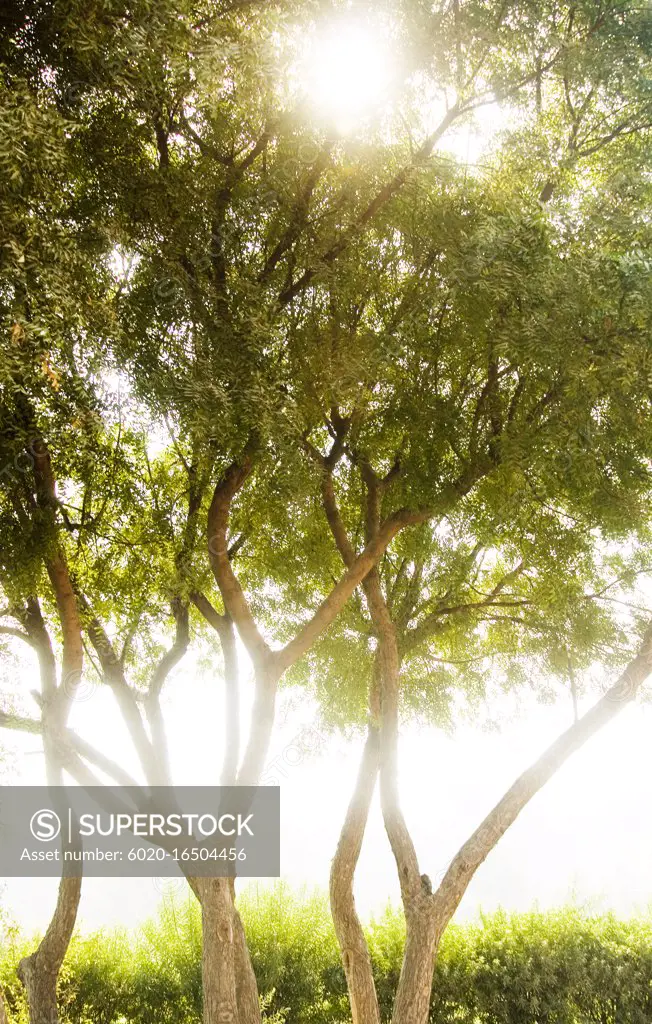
[278,108,461,306]
[78,592,159,785]
[191,591,241,784]
[0,625,37,647]
[145,599,190,785]
[207,443,271,668]
[430,622,652,934]
[0,710,41,734]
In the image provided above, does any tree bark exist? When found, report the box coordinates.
[17,874,81,1024]
[366,581,436,1024]
[330,725,381,1024]
[199,877,240,1024]
[391,910,439,1024]
[16,587,84,1024]
[232,895,261,1024]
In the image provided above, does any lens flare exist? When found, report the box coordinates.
[302,20,393,132]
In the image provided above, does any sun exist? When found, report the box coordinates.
[301,19,394,133]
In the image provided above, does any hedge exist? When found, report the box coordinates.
[2,886,651,1023]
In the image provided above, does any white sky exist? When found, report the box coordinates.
[2,651,652,936]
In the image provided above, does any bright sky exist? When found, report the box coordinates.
[296,9,508,160]
[3,649,652,935]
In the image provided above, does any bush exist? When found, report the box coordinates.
[2,888,652,1024]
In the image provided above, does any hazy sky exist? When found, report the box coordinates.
[2,646,651,936]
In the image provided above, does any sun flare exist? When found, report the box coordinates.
[301,20,394,132]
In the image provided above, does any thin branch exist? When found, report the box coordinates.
[0,710,41,734]
[278,107,462,306]
[191,591,240,785]
[0,626,37,648]
[430,621,652,934]
[145,600,190,785]
[207,440,270,667]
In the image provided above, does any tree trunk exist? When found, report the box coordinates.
[236,664,278,787]
[17,959,58,1024]
[187,874,259,1024]
[330,725,381,1024]
[189,595,260,1022]
[17,874,81,1024]
[391,907,439,1024]
[199,877,241,1024]
[364,573,437,1024]
[230,882,262,1024]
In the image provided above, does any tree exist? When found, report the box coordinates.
[0,64,112,1023]
[266,143,652,1023]
[2,2,651,1024]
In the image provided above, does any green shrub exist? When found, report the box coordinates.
[239,884,347,1024]
[0,903,30,1024]
[3,889,652,1024]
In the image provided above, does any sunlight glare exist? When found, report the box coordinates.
[302,20,394,132]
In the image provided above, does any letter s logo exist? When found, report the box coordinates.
[30,809,61,842]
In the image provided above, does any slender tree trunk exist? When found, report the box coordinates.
[340,565,438,1024]
[361,572,436,1024]
[376,638,436,1024]
[391,911,439,1024]
[17,874,81,1024]
[16,694,83,1024]
[230,662,274,1024]
[236,664,278,787]
[330,724,381,1024]
[189,595,262,1024]
[221,618,240,786]
[232,901,261,1024]
[199,877,240,1024]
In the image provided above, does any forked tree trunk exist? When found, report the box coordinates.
[335,573,652,1024]
[330,725,381,1024]
[391,624,652,1024]
[317,456,652,1024]
[17,874,81,1024]
[364,574,436,1024]
[204,448,415,1024]
[321,463,441,1024]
